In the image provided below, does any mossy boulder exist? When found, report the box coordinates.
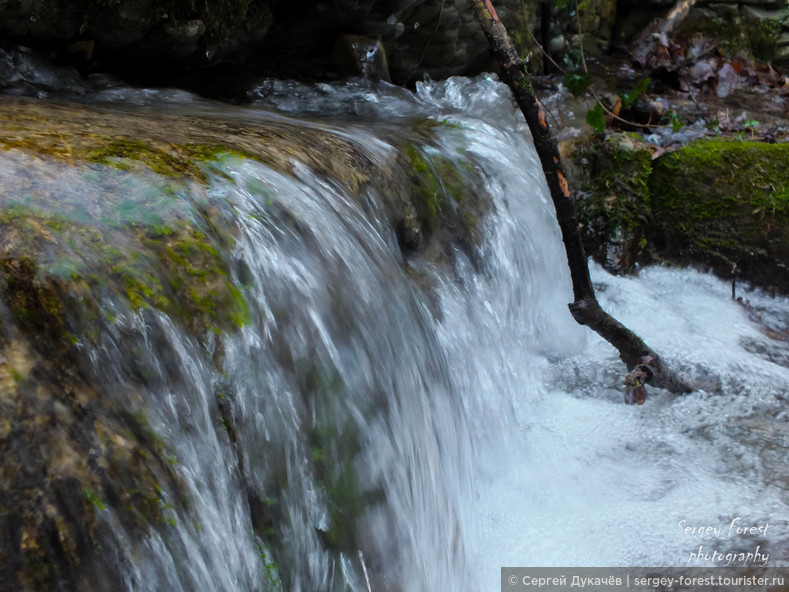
[394,133,490,263]
[0,143,251,339]
[648,139,789,292]
[572,133,789,293]
[0,122,251,588]
[0,97,494,587]
[0,97,491,267]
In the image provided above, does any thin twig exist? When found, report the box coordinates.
[510,30,563,127]
[679,69,703,114]
[523,29,572,127]
[527,29,567,74]
[585,86,673,129]
[405,0,445,83]
[731,263,738,300]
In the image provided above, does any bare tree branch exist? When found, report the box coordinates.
[663,0,698,37]
[631,0,698,68]
[470,0,692,396]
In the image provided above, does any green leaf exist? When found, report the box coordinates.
[621,78,651,108]
[563,72,592,97]
[562,49,582,70]
[669,111,684,133]
[586,104,606,134]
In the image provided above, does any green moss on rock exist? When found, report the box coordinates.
[398,136,491,259]
[404,144,445,233]
[0,97,500,592]
[86,139,253,183]
[0,203,249,340]
[648,139,789,291]
[0,311,184,591]
[573,132,654,270]
[295,362,384,554]
[572,135,789,292]
[88,139,204,179]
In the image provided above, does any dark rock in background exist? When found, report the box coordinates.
[614,0,789,66]
[0,0,785,85]
[0,0,274,71]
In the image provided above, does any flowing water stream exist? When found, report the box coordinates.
[2,75,789,591]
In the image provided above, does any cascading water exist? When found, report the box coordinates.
[1,75,788,592]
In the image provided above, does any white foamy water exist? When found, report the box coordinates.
[403,77,789,588]
[450,256,789,587]
[4,74,788,591]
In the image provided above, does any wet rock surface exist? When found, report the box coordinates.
[0,95,495,589]
[0,263,185,591]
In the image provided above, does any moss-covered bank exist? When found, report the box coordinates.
[649,140,789,291]
[572,133,653,271]
[572,133,789,293]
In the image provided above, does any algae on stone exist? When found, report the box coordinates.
[572,133,789,292]
[0,134,254,589]
[0,166,249,339]
[649,139,789,291]
[0,284,185,591]
[0,98,499,591]
[397,135,491,261]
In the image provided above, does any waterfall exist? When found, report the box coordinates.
[1,76,788,592]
